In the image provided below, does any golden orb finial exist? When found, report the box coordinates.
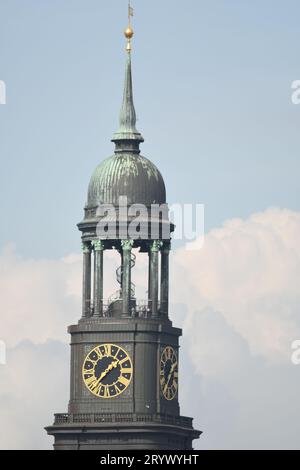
[124,26,134,40]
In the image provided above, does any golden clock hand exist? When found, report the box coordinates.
[90,361,118,391]
[166,362,177,385]
[90,375,102,391]
[163,364,177,395]
[98,360,118,383]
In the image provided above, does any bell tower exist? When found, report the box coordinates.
[46,4,201,450]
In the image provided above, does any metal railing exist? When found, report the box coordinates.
[54,413,193,428]
[86,299,164,319]
[102,299,162,318]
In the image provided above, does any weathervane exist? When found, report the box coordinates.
[124,1,134,52]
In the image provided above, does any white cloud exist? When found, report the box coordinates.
[0,245,81,347]
[172,208,300,449]
[172,207,300,363]
[0,340,69,450]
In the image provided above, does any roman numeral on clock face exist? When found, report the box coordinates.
[84,374,97,386]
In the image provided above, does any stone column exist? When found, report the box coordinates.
[92,240,104,317]
[150,240,162,318]
[147,251,152,313]
[121,239,134,317]
[120,250,124,293]
[82,242,91,318]
[160,243,170,317]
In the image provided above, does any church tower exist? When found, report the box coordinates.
[46,6,201,450]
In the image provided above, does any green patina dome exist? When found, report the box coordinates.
[85,52,166,213]
[87,153,166,207]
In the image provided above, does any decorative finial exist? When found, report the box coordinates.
[124,1,134,52]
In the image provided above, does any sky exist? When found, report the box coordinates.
[1,0,300,257]
[0,0,300,450]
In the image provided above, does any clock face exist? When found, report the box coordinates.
[82,343,133,399]
[160,346,178,401]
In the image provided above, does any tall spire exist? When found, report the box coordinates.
[112,2,144,152]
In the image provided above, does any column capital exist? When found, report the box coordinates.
[150,240,163,253]
[82,242,91,254]
[121,239,134,251]
[92,239,105,252]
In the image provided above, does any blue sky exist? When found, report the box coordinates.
[1,2,300,450]
[0,0,300,258]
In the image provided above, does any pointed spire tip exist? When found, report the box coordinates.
[111,1,143,150]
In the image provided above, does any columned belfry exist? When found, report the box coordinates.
[46,5,200,450]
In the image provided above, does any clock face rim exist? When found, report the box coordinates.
[160,345,178,401]
[82,343,133,399]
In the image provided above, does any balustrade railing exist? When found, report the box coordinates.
[54,412,193,428]
[84,299,163,319]
[102,299,161,318]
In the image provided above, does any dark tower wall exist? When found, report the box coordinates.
[67,319,181,416]
[46,318,199,450]
[45,25,200,451]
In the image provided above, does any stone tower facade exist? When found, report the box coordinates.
[45,15,200,451]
